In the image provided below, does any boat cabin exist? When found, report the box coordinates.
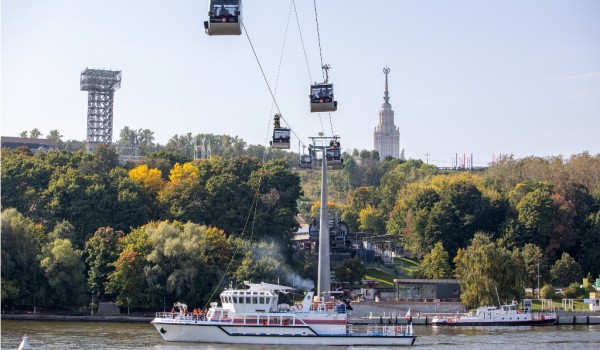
[310,83,337,112]
[204,0,242,36]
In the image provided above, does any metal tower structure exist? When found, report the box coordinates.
[308,135,341,299]
[80,68,122,152]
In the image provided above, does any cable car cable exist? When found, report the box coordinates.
[313,0,325,81]
[242,22,308,149]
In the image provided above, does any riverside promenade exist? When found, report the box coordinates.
[3,300,599,325]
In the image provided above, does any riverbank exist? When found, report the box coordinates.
[4,309,600,325]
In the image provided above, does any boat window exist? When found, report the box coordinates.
[266,297,271,304]
[253,297,258,304]
[246,297,251,304]
[259,297,264,304]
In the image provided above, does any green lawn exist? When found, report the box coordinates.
[365,268,396,288]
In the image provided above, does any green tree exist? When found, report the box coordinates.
[1,149,53,220]
[521,243,550,289]
[84,227,124,299]
[48,220,79,243]
[144,221,225,307]
[334,257,366,287]
[417,242,452,279]
[454,233,525,308]
[358,205,386,234]
[43,168,110,245]
[106,226,155,308]
[550,252,583,287]
[540,284,555,299]
[46,129,63,142]
[234,241,290,285]
[0,208,45,307]
[29,128,42,139]
[248,160,301,243]
[40,238,88,307]
[579,210,600,277]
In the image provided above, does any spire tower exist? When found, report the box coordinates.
[374,67,400,159]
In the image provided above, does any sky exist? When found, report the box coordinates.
[2,0,600,167]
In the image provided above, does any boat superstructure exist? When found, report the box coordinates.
[152,281,415,345]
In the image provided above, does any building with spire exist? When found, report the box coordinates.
[374,67,402,160]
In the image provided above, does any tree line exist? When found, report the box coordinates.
[4,127,600,310]
[1,145,307,311]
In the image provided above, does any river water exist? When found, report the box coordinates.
[1,320,599,349]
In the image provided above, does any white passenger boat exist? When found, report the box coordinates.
[152,281,416,345]
[431,301,556,326]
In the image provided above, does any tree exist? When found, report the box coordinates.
[521,243,550,289]
[550,252,583,287]
[417,242,452,279]
[40,238,88,307]
[144,221,226,307]
[84,227,124,299]
[106,225,155,308]
[540,284,555,299]
[158,162,204,223]
[1,149,53,220]
[1,208,45,307]
[29,128,42,139]
[234,241,290,285]
[48,220,78,243]
[454,233,525,308]
[579,210,600,277]
[334,257,366,287]
[46,129,63,142]
[358,205,386,234]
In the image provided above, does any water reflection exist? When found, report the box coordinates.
[2,320,599,350]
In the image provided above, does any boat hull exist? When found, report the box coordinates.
[152,322,416,346]
[432,317,557,326]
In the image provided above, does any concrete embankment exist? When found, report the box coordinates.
[1,314,152,323]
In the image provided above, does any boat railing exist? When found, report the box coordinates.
[366,324,412,336]
[154,312,216,323]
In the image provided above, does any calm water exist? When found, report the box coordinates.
[1,320,599,349]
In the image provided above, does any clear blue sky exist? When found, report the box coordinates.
[2,0,599,166]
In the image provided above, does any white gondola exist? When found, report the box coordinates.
[310,65,337,113]
[325,141,343,169]
[299,154,313,169]
[310,83,337,113]
[204,0,242,36]
[271,128,291,149]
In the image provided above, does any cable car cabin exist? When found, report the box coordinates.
[310,83,337,113]
[204,0,242,36]
[270,128,290,149]
[325,147,343,169]
[299,154,313,169]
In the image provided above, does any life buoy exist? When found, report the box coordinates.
[296,304,303,311]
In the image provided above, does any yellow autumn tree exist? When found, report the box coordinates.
[129,164,165,194]
[169,162,199,183]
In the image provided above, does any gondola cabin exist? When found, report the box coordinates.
[325,147,343,169]
[204,0,242,36]
[310,83,337,112]
[270,128,290,149]
[299,154,313,169]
